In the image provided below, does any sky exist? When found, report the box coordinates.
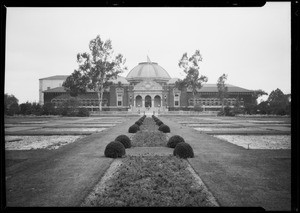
[5,3,291,104]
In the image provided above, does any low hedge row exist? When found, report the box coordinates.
[104,115,194,159]
[105,116,147,158]
[129,115,146,133]
[152,115,171,133]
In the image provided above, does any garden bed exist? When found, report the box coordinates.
[82,156,218,207]
[5,135,85,150]
[194,127,271,132]
[213,135,291,149]
[131,117,168,147]
[31,127,107,132]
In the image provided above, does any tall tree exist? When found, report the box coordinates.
[252,89,268,105]
[63,35,127,112]
[176,50,208,108]
[217,74,228,112]
[244,89,268,114]
[4,94,19,114]
[267,88,289,115]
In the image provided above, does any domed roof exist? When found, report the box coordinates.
[126,62,171,82]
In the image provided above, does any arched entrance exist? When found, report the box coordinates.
[154,95,161,107]
[145,95,152,107]
[135,95,142,107]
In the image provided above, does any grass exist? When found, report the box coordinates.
[89,155,215,207]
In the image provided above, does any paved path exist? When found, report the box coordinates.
[159,116,291,211]
[5,116,139,207]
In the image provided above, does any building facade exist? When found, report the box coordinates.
[40,60,254,112]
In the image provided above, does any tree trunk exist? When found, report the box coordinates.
[193,92,196,108]
[97,89,103,113]
[221,99,224,112]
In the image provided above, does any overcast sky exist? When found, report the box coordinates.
[5,2,291,104]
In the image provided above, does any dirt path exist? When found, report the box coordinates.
[5,116,139,207]
[159,116,291,211]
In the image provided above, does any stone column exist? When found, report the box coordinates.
[142,98,145,108]
[134,96,136,107]
[151,96,154,108]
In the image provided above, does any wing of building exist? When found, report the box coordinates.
[39,60,254,112]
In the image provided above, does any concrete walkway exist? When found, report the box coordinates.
[159,117,291,211]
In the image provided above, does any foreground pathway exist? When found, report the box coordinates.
[159,116,291,211]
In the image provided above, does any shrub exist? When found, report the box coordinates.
[156,120,163,126]
[173,142,194,159]
[77,108,90,117]
[135,120,143,126]
[104,141,126,158]
[167,135,185,148]
[158,124,170,133]
[129,124,140,133]
[115,135,131,148]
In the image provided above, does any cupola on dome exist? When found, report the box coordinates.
[126,58,171,83]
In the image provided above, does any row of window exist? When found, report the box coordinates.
[188,99,244,106]
[51,99,108,107]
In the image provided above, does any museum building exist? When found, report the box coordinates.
[39,60,254,112]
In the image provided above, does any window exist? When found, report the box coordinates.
[117,93,123,106]
[174,93,180,106]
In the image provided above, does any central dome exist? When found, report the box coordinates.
[126,62,171,83]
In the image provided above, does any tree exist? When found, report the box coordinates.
[232,97,244,115]
[31,102,43,116]
[244,89,268,114]
[176,50,208,108]
[4,93,19,115]
[7,102,19,116]
[267,88,289,115]
[257,101,270,114]
[217,74,228,113]
[63,35,127,112]
[42,102,56,115]
[57,97,80,116]
[19,102,33,115]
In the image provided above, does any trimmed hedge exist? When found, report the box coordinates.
[115,135,131,149]
[156,120,163,126]
[167,135,185,148]
[135,120,143,126]
[104,141,126,158]
[173,142,194,159]
[129,124,140,133]
[158,124,170,133]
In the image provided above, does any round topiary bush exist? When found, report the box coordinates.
[158,124,170,133]
[156,120,163,126]
[128,124,140,133]
[104,141,126,158]
[167,135,185,148]
[173,142,194,159]
[135,120,143,126]
[115,135,131,148]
